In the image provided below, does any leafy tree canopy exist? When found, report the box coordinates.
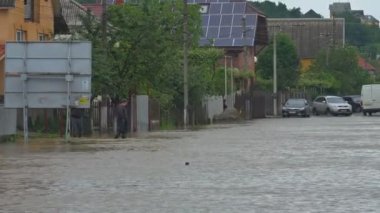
[299,46,372,95]
[251,1,322,18]
[256,33,299,90]
[78,0,225,113]
[333,12,380,59]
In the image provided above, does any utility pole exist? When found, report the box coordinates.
[224,56,228,100]
[183,0,189,129]
[269,25,280,117]
[332,13,336,48]
[242,15,248,72]
[273,29,277,117]
[101,0,107,49]
[320,33,331,67]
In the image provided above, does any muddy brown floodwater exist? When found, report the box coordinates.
[1,115,380,212]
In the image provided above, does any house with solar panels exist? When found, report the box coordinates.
[188,0,268,75]
[77,0,268,76]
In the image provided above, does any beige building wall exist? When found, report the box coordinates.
[0,0,54,43]
[0,0,54,96]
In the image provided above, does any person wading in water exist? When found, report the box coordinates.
[114,99,128,139]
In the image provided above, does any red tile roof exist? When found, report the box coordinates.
[82,3,103,19]
[358,57,376,72]
[82,1,124,19]
[115,0,124,5]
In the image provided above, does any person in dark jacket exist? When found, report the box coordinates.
[71,108,83,137]
[114,100,128,139]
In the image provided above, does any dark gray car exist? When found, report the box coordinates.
[282,98,311,117]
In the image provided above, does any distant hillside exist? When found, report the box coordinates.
[251,1,323,18]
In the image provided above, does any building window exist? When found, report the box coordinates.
[24,0,34,21]
[16,30,25,41]
[0,0,16,8]
[38,33,46,41]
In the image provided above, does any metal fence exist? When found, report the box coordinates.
[235,89,315,118]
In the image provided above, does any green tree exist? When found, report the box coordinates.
[251,1,322,18]
[78,0,227,125]
[77,10,113,96]
[334,11,380,57]
[78,0,202,99]
[299,46,372,95]
[188,48,224,103]
[256,33,299,90]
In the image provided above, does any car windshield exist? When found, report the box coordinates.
[285,99,306,107]
[327,97,345,103]
[352,96,361,102]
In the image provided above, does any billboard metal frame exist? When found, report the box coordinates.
[4,41,92,143]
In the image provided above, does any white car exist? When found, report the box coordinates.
[312,96,352,116]
[361,84,380,116]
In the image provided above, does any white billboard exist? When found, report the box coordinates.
[4,41,92,109]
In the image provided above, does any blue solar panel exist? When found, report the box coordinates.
[233,38,254,46]
[221,3,233,14]
[209,3,221,14]
[246,27,255,37]
[194,0,257,47]
[207,27,219,38]
[232,14,243,26]
[202,15,210,26]
[231,26,243,37]
[233,2,246,13]
[245,14,257,26]
[219,27,231,38]
[209,15,221,26]
[215,38,233,47]
[221,15,233,26]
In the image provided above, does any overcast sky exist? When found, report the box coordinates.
[267,0,380,21]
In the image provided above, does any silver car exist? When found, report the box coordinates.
[312,96,352,116]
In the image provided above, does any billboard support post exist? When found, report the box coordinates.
[22,74,28,144]
[65,43,73,143]
[22,42,28,143]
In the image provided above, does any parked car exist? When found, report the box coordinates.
[312,96,352,116]
[343,95,362,112]
[282,98,311,117]
[361,84,380,116]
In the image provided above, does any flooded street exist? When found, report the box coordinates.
[1,115,380,212]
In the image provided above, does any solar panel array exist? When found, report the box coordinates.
[188,0,257,47]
